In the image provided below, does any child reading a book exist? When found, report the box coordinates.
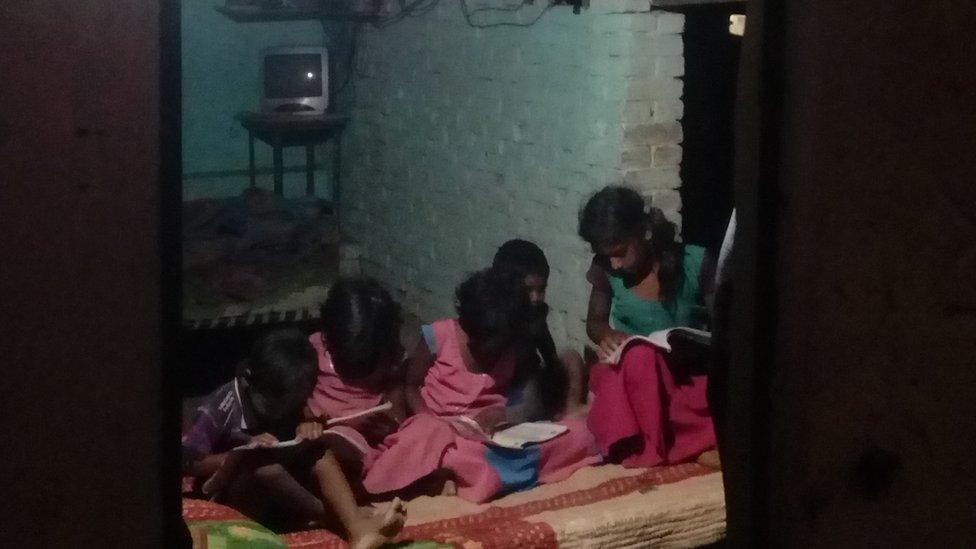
[491,239,586,419]
[182,328,404,548]
[578,186,718,468]
[362,269,600,503]
[297,277,408,546]
[182,330,320,516]
[302,276,406,459]
[580,186,714,355]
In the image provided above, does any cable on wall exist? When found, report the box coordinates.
[459,0,553,27]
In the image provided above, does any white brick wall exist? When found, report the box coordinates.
[343,2,684,350]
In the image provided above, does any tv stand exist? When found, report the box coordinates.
[237,111,350,222]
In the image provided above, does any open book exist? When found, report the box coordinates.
[448,416,568,450]
[601,327,712,364]
[229,401,394,451]
[202,401,393,495]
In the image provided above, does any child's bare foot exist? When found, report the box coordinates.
[432,468,457,497]
[696,449,722,470]
[416,468,456,497]
[348,498,405,549]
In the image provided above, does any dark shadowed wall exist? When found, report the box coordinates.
[0,0,180,545]
[724,0,976,545]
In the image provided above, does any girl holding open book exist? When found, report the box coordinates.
[362,269,600,503]
[579,186,718,468]
[295,277,408,548]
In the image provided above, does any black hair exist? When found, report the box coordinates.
[320,276,403,380]
[578,185,686,303]
[456,268,532,357]
[241,329,317,422]
[492,239,550,281]
[578,186,646,246]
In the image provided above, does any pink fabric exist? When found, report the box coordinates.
[307,332,385,418]
[587,341,715,468]
[306,332,385,467]
[441,435,506,503]
[419,320,514,417]
[535,417,601,484]
[359,412,456,495]
[364,319,599,502]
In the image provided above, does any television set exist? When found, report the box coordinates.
[261,46,329,115]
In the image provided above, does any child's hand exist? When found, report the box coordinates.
[248,432,279,447]
[296,421,325,441]
[596,330,630,362]
[473,406,506,437]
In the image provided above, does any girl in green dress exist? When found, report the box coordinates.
[579,186,712,360]
[578,186,718,468]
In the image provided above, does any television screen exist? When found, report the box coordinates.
[264,54,323,99]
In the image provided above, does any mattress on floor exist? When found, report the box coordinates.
[185,463,725,548]
[394,463,725,549]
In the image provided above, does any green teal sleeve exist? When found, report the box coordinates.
[683,245,707,300]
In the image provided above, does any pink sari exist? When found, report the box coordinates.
[364,319,600,503]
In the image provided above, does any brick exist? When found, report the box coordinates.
[589,37,635,60]
[655,55,684,77]
[622,121,683,146]
[643,35,684,56]
[649,188,682,212]
[659,207,682,227]
[654,12,684,35]
[625,54,658,77]
[590,14,638,34]
[626,13,660,33]
[652,144,683,167]
[652,99,684,122]
[623,168,676,193]
[589,0,651,14]
[622,100,653,123]
[621,145,654,168]
[625,76,683,101]
[581,141,620,169]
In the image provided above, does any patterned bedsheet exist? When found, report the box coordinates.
[184,463,725,548]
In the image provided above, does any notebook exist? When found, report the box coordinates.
[448,415,568,450]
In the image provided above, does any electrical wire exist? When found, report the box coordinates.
[467,0,530,15]
[323,0,553,99]
[458,0,553,28]
[336,23,361,94]
[373,0,552,29]
[371,0,439,28]
[407,0,441,17]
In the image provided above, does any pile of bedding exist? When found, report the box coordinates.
[182,188,337,328]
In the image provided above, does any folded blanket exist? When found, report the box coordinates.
[183,188,334,311]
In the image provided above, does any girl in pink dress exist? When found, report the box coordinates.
[363,269,600,503]
[296,277,407,548]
